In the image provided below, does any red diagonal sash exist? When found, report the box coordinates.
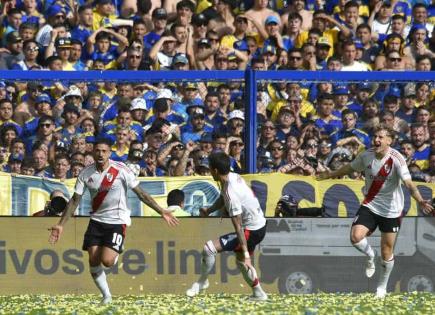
[91,166,119,213]
[363,157,393,205]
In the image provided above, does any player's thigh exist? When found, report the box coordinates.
[351,206,377,242]
[88,246,103,266]
[82,220,105,255]
[102,223,126,255]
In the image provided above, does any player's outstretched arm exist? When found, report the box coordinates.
[48,192,82,245]
[403,179,434,215]
[132,186,179,227]
[201,196,224,217]
[316,164,354,181]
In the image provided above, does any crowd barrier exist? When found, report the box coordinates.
[1,172,433,217]
[0,217,434,294]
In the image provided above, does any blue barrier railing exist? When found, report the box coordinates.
[2,70,434,173]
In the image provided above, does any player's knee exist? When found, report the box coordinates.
[101,257,116,268]
[381,248,393,261]
[202,240,217,257]
[350,231,363,244]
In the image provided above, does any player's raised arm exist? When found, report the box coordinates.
[403,179,434,215]
[48,192,82,245]
[132,186,179,226]
[316,163,354,180]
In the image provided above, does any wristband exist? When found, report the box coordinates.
[244,251,250,259]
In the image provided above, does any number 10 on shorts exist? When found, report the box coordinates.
[112,233,123,251]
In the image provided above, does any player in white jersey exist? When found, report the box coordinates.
[186,151,268,301]
[49,139,179,304]
[318,125,433,298]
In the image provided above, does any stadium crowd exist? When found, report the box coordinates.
[0,0,434,183]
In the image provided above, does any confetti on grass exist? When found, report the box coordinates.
[0,293,434,315]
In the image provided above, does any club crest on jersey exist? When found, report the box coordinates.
[106,173,114,182]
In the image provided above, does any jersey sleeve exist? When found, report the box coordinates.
[350,151,365,172]
[124,166,140,189]
[74,172,86,195]
[222,186,243,217]
[396,157,412,181]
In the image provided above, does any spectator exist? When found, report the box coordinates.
[0,31,24,70]
[10,139,26,157]
[103,107,144,143]
[59,104,82,145]
[410,123,431,171]
[19,22,38,42]
[35,4,66,47]
[21,157,35,176]
[312,93,342,135]
[110,126,131,162]
[4,153,23,174]
[397,84,417,123]
[181,106,214,143]
[70,134,87,155]
[225,109,244,137]
[32,148,51,177]
[71,4,93,44]
[267,139,287,171]
[400,140,416,166]
[341,40,370,71]
[26,115,56,155]
[330,109,370,149]
[86,27,129,70]
[0,125,19,150]
[0,99,22,136]
[11,39,41,70]
[70,161,85,178]
[228,137,244,173]
[52,153,70,181]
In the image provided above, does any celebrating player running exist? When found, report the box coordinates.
[49,138,179,304]
[318,124,433,298]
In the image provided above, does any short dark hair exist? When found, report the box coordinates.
[78,4,93,13]
[176,0,195,12]
[94,138,112,147]
[96,31,111,42]
[356,23,371,33]
[208,151,231,175]
[167,189,185,207]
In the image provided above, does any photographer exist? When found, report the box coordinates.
[32,190,69,217]
[275,194,325,218]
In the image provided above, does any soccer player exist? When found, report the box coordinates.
[317,125,433,298]
[49,138,179,304]
[186,151,268,301]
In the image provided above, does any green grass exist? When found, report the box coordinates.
[0,293,434,314]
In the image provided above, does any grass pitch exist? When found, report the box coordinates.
[0,293,434,314]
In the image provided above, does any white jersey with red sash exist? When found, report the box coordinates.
[222,172,266,230]
[350,148,411,218]
[75,160,139,225]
